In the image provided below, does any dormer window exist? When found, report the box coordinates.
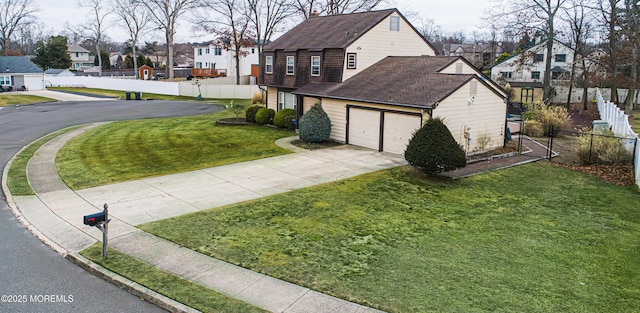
[311,56,320,76]
[286,56,295,75]
[265,55,273,74]
[390,16,399,31]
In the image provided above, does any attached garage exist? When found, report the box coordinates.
[347,105,422,154]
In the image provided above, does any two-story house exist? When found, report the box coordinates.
[68,44,94,71]
[192,40,259,78]
[443,43,504,71]
[490,39,575,103]
[260,9,508,155]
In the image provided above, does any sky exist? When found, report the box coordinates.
[30,0,494,44]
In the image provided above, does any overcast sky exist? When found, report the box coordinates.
[31,0,493,44]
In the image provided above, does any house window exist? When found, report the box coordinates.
[278,91,297,110]
[552,71,563,79]
[0,75,11,86]
[75,52,79,58]
[555,54,566,62]
[531,71,541,79]
[251,48,255,54]
[195,62,202,68]
[534,54,544,62]
[390,16,400,31]
[205,48,210,54]
[265,55,273,74]
[214,47,222,55]
[501,71,512,79]
[347,53,356,69]
[311,56,320,76]
[286,56,295,75]
[198,48,202,56]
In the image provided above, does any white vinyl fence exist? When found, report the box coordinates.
[595,88,640,188]
[45,76,259,99]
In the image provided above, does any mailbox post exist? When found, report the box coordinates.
[83,204,110,259]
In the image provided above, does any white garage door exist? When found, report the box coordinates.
[348,108,381,151]
[383,113,422,154]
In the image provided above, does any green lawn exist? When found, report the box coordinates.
[140,163,640,313]
[47,87,214,101]
[630,113,640,134]
[80,245,266,313]
[0,95,54,106]
[56,110,294,189]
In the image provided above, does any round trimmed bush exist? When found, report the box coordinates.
[299,103,331,143]
[245,106,262,123]
[284,115,296,130]
[404,117,466,175]
[255,108,275,125]
[274,108,296,128]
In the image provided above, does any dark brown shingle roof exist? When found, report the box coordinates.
[294,56,477,109]
[264,9,397,51]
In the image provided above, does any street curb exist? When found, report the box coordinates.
[1,126,200,313]
[66,253,200,313]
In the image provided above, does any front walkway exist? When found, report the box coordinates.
[8,125,404,313]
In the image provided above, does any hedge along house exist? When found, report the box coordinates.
[260,9,508,155]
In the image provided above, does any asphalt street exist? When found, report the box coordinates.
[0,100,224,312]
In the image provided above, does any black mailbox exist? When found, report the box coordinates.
[83,212,106,226]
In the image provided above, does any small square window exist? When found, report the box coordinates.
[531,71,540,79]
[286,56,295,75]
[265,56,273,74]
[555,54,566,62]
[311,56,320,76]
[347,53,356,69]
[534,54,544,62]
[390,16,399,31]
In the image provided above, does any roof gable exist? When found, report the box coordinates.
[264,9,397,51]
[68,44,91,53]
[0,56,43,74]
[493,38,574,67]
[294,56,493,108]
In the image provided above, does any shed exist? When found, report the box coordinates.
[139,65,153,80]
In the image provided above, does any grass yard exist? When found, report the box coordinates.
[630,113,640,134]
[0,95,54,106]
[47,87,211,101]
[80,245,266,313]
[56,109,294,189]
[140,162,640,313]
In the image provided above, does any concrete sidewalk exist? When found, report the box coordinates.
[7,124,404,313]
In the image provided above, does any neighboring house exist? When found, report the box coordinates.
[44,68,75,77]
[260,9,508,155]
[490,39,575,103]
[443,43,503,71]
[0,56,44,90]
[193,40,258,78]
[68,44,94,71]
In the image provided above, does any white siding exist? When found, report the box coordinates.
[193,44,259,77]
[489,40,574,83]
[432,79,506,154]
[343,12,436,81]
[439,60,478,75]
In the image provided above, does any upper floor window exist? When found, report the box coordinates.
[205,48,210,54]
[347,53,357,69]
[75,52,79,57]
[251,48,255,54]
[534,54,543,62]
[286,56,295,75]
[214,47,222,55]
[265,55,273,74]
[311,56,320,76]
[531,71,540,79]
[501,71,512,79]
[198,48,202,56]
[390,16,400,31]
[555,54,566,62]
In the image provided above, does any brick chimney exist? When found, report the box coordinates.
[309,9,319,18]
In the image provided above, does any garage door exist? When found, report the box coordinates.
[382,113,422,154]
[348,108,381,151]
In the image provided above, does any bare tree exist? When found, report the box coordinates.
[141,0,199,82]
[562,0,595,109]
[595,0,623,102]
[489,0,568,101]
[0,0,38,55]
[293,0,387,19]
[113,0,151,79]
[80,0,111,76]
[195,0,253,85]
[247,0,295,58]
[416,18,443,52]
[620,0,640,116]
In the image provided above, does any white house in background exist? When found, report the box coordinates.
[68,44,94,70]
[193,41,259,77]
[0,56,44,90]
[490,39,575,85]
